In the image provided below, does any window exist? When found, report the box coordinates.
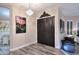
[67,20,72,35]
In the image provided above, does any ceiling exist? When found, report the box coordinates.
[16,3,79,16]
[0,3,79,17]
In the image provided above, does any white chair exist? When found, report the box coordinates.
[75,36,79,43]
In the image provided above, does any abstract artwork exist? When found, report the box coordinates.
[60,19,65,33]
[16,16,26,33]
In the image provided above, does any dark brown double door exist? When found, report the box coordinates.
[37,16,55,47]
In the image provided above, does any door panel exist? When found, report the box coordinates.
[37,16,55,47]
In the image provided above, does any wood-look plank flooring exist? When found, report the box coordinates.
[10,43,64,55]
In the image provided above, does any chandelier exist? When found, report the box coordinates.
[26,3,34,16]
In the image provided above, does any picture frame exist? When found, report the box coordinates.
[15,16,26,33]
[60,19,65,33]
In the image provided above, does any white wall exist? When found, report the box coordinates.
[63,16,77,34]
[10,4,37,50]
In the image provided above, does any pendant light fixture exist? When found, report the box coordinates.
[26,2,34,16]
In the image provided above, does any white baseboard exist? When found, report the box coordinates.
[10,41,37,51]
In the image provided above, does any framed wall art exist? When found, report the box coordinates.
[16,16,26,33]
